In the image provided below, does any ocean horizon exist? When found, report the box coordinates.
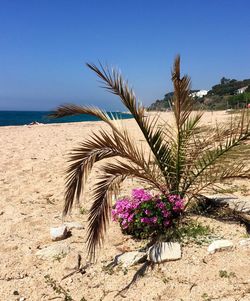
[0,110,133,127]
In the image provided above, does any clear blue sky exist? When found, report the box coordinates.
[1,0,250,111]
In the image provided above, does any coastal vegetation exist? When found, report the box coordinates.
[51,56,250,259]
[149,77,250,111]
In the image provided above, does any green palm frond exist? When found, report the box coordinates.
[183,119,250,194]
[169,56,201,194]
[187,160,250,198]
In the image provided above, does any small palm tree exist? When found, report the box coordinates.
[51,56,250,259]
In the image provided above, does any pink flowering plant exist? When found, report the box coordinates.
[112,188,184,238]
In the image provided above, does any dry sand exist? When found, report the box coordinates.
[0,111,249,301]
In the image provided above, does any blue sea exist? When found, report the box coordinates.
[0,111,133,126]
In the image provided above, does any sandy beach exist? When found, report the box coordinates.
[0,111,249,301]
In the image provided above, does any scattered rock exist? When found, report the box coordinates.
[147,242,182,263]
[239,238,250,247]
[63,252,82,271]
[207,239,233,254]
[13,290,19,295]
[205,195,250,213]
[64,221,84,230]
[50,225,68,241]
[116,251,147,267]
[35,243,70,260]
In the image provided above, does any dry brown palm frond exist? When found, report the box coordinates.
[49,104,125,135]
[86,63,176,186]
[50,67,174,189]
[171,55,194,129]
[63,137,120,215]
[87,160,165,260]
[63,126,164,215]
[86,62,145,120]
[49,103,162,217]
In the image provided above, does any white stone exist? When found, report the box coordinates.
[116,251,147,267]
[63,221,84,230]
[147,242,181,263]
[239,238,250,247]
[207,240,233,254]
[50,225,68,241]
[36,244,70,260]
[205,194,250,213]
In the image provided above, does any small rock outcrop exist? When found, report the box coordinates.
[207,239,233,254]
[116,251,147,267]
[239,238,250,247]
[36,243,70,260]
[63,221,84,230]
[147,242,182,263]
[50,225,68,241]
[205,195,250,213]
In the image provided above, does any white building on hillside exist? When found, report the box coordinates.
[236,86,248,94]
[190,90,208,98]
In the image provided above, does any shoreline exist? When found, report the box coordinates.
[0,119,106,129]
[0,117,135,129]
[0,110,133,128]
[0,109,237,128]
[0,110,239,131]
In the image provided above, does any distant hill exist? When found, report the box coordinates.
[148,90,200,111]
[208,77,250,96]
[148,92,174,111]
[148,78,250,111]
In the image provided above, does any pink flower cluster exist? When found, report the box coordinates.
[132,188,152,201]
[168,195,185,212]
[112,189,185,237]
[141,216,158,224]
[111,189,152,229]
